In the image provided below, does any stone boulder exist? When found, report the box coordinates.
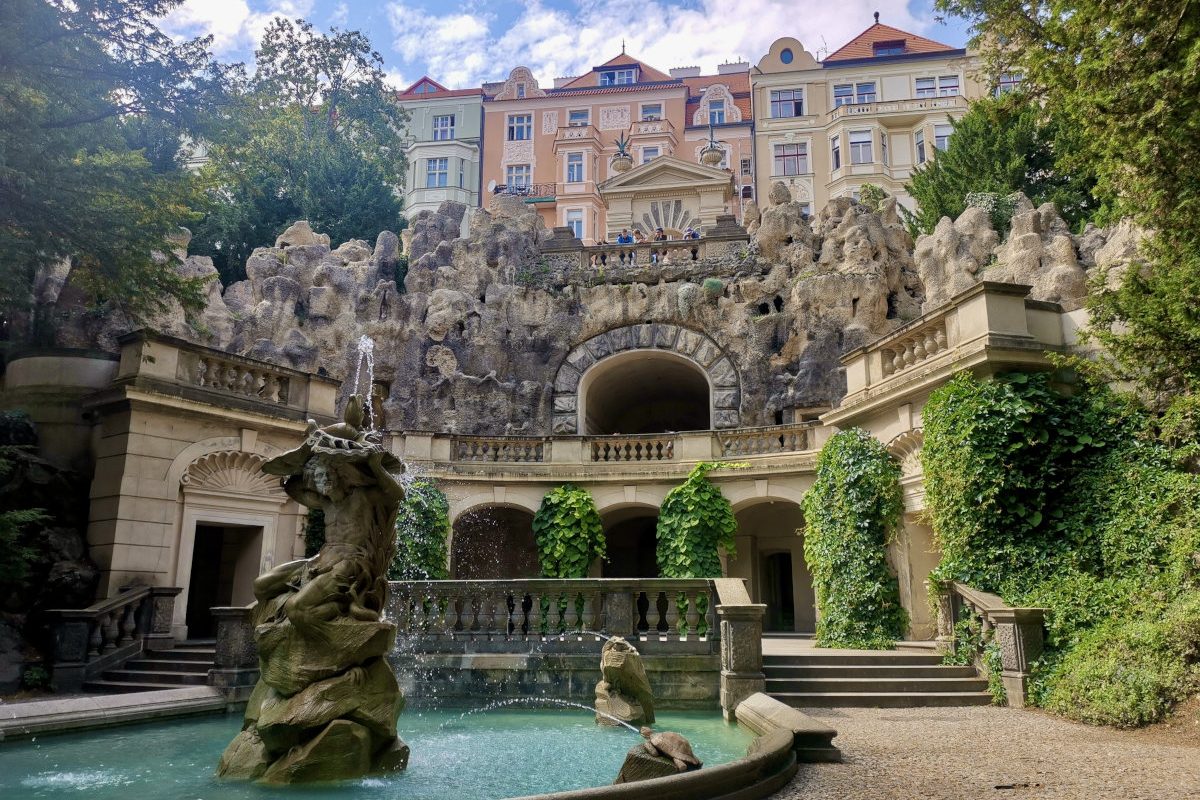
[275,221,330,249]
[915,206,999,310]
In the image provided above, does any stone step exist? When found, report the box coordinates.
[766,676,989,694]
[102,669,210,686]
[122,658,212,673]
[763,652,944,667]
[83,679,194,694]
[157,648,216,662]
[771,691,994,708]
[764,664,978,679]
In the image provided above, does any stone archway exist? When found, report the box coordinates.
[552,323,740,434]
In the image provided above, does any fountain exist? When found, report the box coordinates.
[217,394,409,783]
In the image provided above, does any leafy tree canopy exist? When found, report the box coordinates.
[937,0,1200,405]
[0,0,227,321]
[190,19,407,283]
[903,95,1098,236]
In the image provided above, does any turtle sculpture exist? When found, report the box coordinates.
[639,727,702,772]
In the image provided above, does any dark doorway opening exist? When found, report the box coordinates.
[186,524,262,638]
[451,507,539,579]
[582,353,710,434]
[762,552,796,632]
[602,514,659,577]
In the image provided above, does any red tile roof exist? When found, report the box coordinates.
[823,22,956,63]
[395,76,482,101]
[558,52,673,89]
[683,72,752,126]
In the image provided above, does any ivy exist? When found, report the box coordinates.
[656,462,742,579]
[389,479,450,581]
[802,429,908,650]
[532,484,604,578]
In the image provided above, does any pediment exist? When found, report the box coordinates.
[599,155,731,192]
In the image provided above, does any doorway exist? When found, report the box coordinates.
[762,552,796,631]
[601,510,660,577]
[185,523,263,638]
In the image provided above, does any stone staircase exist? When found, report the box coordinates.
[764,648,993,708]
[83,640,216,694]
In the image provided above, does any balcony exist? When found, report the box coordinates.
[828,94,967,123]
[553,123,601,150]
[492,182,557,202]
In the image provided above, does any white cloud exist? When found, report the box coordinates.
[386,0,938,88]
[161,0,315,57]
[383,68,410,90]
[330,2,350,27]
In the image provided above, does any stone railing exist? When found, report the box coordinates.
[828,94,966,121]
[388,579,721,651]
[630,119,674,136]
[453,435,547,463]
[879,318,949,377]
[114,331,339,422]
[587,433,675,462]
[718,424,811,456]
[582,239,707,270]
[45,586,180,692]
[934,580,1046,707]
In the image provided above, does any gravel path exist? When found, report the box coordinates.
[773,705,1200,800]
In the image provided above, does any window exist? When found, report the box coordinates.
[856,82,876,103]
[432,114,455,141]
[566,152,584,182]
[780,48,794,64]
[516,82,526,98]
[938,75,960,96]
[831,135,841,169]
[425,157,448,188]
[566,209,584,239]
[872,40,906,57]
[600,68,636,86]
[773,143,808,176]
[740,157,752,176]
[458,159,465,188]
[996,73,1022,96]
[770,88,804,118]
[641,146,659,164]
[934,124,952,150]
[505,164,530,188]
[915,130,926,164]
[915,77,936,98]
[640,103,662,121]
[568,109,589,127]
[849,129,873,164]
[507,114,532,141]
[833,84,853,107]
[881,132,888,166]
[709,99,726,125]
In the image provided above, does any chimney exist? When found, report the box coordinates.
[669,66,701,78]
[553,76,577,88]
[718,60,750,75]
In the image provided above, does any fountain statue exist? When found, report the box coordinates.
[218,395,410,784]
[594,636,655,726]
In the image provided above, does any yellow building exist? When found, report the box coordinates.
[751,18,989,213]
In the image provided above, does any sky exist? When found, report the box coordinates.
[159,0,973,90]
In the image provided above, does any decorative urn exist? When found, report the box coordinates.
[610,132,634,173]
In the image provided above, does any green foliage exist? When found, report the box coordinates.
[0,0,222,322]
[0,443,49,589]
[656,463,741,579]
[190,19,406,283]
[303,508,325,558]
[21,665,50,691]
[394,254,410,292]
[802,429,908,649]
[515,258,553,289]
[701,278,724,301]
[923,371,1200,725]
[938,0,1200,408]
[390,479,450,580]
[857,183,887,213]
[902,96,1097,237]
[532,485,605,578]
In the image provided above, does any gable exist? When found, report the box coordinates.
[599,155,731,191]
[824,22,955,63]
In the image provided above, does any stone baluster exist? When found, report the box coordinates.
[87,619,103,657]
[664,593,680,638]
[563,592,579,634]
[704,590,717,639]
[479,593,495,640]
[119,603,137,645]
[581,591,597,634]
[685,592,701,639]
[527,592,542,639]
[103,612,120,651]
[441,594,459,638]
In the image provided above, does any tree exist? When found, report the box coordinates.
[191,19,407,283]
[937,0,1200,406]
[903,96,1097,236]
[0,0,225,322]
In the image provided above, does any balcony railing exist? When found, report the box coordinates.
[492,182,556,199]
[717,423,812,456]
[828,94,966,121]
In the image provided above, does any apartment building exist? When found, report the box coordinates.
[396,77,484,233]
[751,18,987,213]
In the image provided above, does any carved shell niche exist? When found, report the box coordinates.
[886,428,924,477]
[182,450,282,496]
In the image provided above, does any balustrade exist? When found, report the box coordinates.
[589,434,675,462]
[453,436,545,463]
[880,321,949,378]
[719,424,811,456]
[189,354,291,404]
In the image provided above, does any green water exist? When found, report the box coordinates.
[0,708,752,799]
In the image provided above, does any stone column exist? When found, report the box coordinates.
[991,608,1045,708]
[931,580,956,657]
[717,603,766,721]
[210,606,260,700]
[605,589,634,637]
[48,614,92,692]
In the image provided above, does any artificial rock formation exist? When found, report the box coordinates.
[218,396,409,784]
[595,636,655,726]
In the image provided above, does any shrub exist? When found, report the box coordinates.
[802,429,908,649]
[390,478,450,580]
[532,485,604,579]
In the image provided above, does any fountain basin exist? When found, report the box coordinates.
[0,708,760,800]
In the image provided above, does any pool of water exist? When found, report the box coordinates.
[0,707,752,799]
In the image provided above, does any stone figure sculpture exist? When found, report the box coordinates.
[613,726,702,784]
[640,727,702,772]
[218,395,409,784]
[594,636,655,725]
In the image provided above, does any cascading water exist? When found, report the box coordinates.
[349,334,378,429]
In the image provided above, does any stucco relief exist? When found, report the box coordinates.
[886,428,924,477]
[692,84,742,126]
[492,66,546,100]
[541,111,559,134]
[182,450,283,496]
[599,106,631,130]
[502,140,535,165]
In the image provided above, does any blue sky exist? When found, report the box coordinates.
[161,0,973,90]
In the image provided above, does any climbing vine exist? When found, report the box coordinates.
[922,372,1200,726]
[389,479,450,580]
[532,484,605,578]
[656,462,742,578]
[802,428,908,650]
